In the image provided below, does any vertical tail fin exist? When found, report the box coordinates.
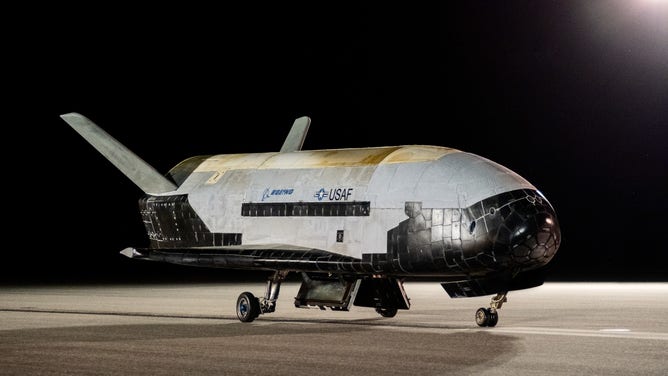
[280,116,311,152]
[61,112,177,194]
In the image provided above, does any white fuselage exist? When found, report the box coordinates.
[171,145,534,259]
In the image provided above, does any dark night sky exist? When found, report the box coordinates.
[4,2,667,283]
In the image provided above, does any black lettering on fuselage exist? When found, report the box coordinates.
[327,187,354,201]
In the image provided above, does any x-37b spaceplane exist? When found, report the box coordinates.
[62,113,561,327]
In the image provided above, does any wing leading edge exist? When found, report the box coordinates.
[121,245,383,274]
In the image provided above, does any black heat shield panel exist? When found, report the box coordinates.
[441,267,547,298]
[129,246,380,274]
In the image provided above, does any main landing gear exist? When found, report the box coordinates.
[375,307,398,318]
[475,291,508,327]
[236,270,288,323]
[235,272,410,322]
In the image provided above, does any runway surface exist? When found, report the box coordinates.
[1,282,666,375]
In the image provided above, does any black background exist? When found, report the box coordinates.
[4,2,667,283]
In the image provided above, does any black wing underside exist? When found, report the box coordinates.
[121,244,384,274]
[121,244,545,297]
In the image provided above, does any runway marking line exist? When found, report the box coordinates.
[2,308,667,341]
[491,327,667,341]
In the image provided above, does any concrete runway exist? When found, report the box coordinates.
[1,282,666,375]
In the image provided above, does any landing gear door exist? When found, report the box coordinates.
[294,273,361,311]
[353,277,410,310]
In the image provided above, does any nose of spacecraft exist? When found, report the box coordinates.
[504,192,561,268]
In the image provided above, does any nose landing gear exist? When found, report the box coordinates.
[475,291,507,327]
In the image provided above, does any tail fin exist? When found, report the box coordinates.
[280,116,311,152]
[61,112,177,194]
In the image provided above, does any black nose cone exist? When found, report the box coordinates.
[506,194,561,268]
[480,190,562,270]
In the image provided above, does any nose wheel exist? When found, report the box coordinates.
[475,292,507,327]
[475,307,499,327]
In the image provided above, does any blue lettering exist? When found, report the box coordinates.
[266,188,294,197]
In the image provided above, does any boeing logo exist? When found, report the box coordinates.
[262,188,294,201]
[314,187,354,201]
